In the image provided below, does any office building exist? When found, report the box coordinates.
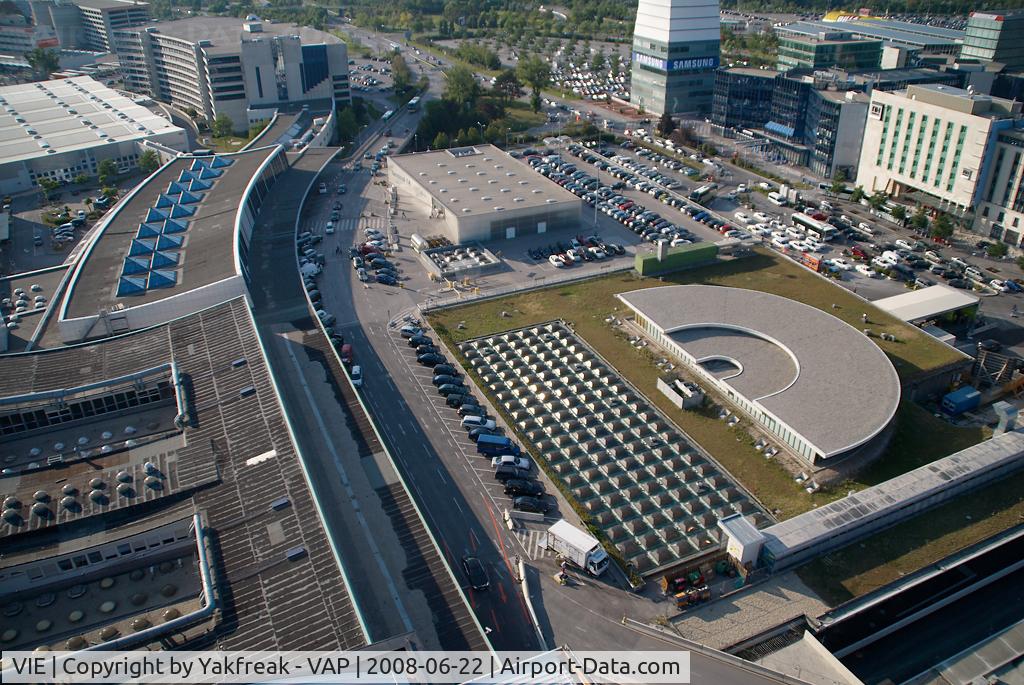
[388,145,582,244]
[30,0,149,52]
[776,24,882,72]
[804,89,870,178]
[115,16,349,133]
[0,76,187,195]
[629,0,720,116]
[960,10,1024,71]
[856,84,1022,218]
[0,11,59,69]
[711,67,777,131]
[976,128,1024,247]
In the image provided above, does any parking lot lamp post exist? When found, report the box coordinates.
[476,121,484,141]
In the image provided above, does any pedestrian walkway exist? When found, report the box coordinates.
[512,527,555,561]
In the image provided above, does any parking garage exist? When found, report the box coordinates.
[458,320,768,576]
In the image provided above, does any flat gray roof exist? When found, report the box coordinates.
[618,285,901,458]
[75,0,150,11]
[798,20,960,48]
[0,76,183,165]
[63,146,277,319]
[137,16,342,54]
[874,284,980,323]
[389,144,581,219]
[761,429,1024,562]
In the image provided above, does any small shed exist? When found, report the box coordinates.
[718,514,765,567]
[942,386,981,416]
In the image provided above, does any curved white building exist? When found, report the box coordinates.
[630,0,721,116]
[618,285,901,465]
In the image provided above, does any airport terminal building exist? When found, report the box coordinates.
[619,285,901,465]
[388,145,582,244]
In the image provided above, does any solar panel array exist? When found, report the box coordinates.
[116,156,233,297]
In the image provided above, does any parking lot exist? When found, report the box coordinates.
[458,320,767,576]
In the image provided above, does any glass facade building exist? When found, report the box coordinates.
[711,68,777,130]
[775,25,882,72]
[960,10,1024,70]
[630,0,721,116]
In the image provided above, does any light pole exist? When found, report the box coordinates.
[505,127,511,149]
[414,133,418,152]
[476,121,484,142]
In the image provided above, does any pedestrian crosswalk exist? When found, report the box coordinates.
[512,528,554,560]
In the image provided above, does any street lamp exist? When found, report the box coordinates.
[505,127,511,149]
[414,133,418,152]
[476,121,485,141]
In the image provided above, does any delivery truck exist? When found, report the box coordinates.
[545,520,610,577]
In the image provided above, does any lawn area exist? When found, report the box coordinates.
[498,101,546,133]
[428,249,981,518]
[797,470,1024,605]
[208,135,251,153]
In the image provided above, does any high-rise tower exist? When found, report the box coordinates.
[630,0,720,116]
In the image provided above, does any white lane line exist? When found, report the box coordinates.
[436,466,447,483]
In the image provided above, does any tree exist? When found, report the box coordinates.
[829,168,847,195]
[988,242,1009,258]
[212,113,234,138]
[590,50,605,72]
[444,65,479,108]
[657,111,676,138]
[138,149,160,174]
[101,186,118,200]
[432,131,450,149]
[493,69,523,104]
[185,107,199,119]
[391,53,412,93]
[910,206,929,233]
[517,56,550,113]
[24,47,59,80]
[336,107,359,143]
[248,122,267,140]
[609,54,620,78]
[868,191,887,211]
[891,205,907,225]
[73,174,89,186]
[931,213,953,239]
[38,177,59,201]
[850,186,866,203]
[97,159,117,186]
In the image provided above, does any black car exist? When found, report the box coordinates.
[512,496,550,513]
[416,344,439,355]
[947,278,970,289]
[461,556,489,591]
[408,334,432,347]
[370,258,394,270]
[417,353,445,366]
[468,426,499,441]
[376,274,397,285]
[978,339,1003,352]
[503,478,544,497]
[433,363,458,377]
[494,464,529,481]
[457,404,488,418]
[446,393,478,408]
[432,374,459,386]
[437,383,466,397]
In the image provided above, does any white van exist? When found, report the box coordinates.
[325,221,335,234]
[350,365,363,388]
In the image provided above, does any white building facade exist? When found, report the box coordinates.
[856,84,1022,218]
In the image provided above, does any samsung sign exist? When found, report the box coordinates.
[633,52,719,73]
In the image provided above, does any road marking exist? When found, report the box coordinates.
[454,499,464,515]
[435,465,447,483]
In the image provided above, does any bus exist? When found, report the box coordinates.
[689,184,717,206]
[382,109,395,121]
[791,213,837,242]
[767,191,788,207]
[406,96,420,112]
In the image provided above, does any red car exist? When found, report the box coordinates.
[850,246,868,260]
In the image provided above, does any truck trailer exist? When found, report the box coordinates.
[545,520,610,576]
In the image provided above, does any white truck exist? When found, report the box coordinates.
[545,520,610,577]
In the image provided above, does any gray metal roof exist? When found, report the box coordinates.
[0,298,367,650]
[761,430,1024,561]
[796,20,959,48]
[617,285,901,458]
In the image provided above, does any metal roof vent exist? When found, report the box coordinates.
[493,206,505,211]
[62,484,78,496]
[124,426,136,435]
[117,483,134,497]
[33,490,49,502]
[3,496,21,509]
[462,208,471,213]
[514,197,524,202]
[144,462,159,474]
[500,188,510,192]
[116,471,132,483]
[546,198,557,203]
[31,502,50,518]
[144,476,162,490]
[61,496,77,510]
[89,478,105,490]
[2,509,21,524]
[89,489,107,504]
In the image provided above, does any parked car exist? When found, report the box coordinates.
[446,393,478,408]
[512,496,551,514]
[503,479,544,497]
[417,352,445,366]
[492,454,531,471]
[432,363,458,377]
[457,404,488,418]
[408,334,432,347]
[493,464,529,481]
[437,383,466,397]
[432,374,460,387]
[462,415,497,430]
[350,365,363,388]
[400,324,421,338]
